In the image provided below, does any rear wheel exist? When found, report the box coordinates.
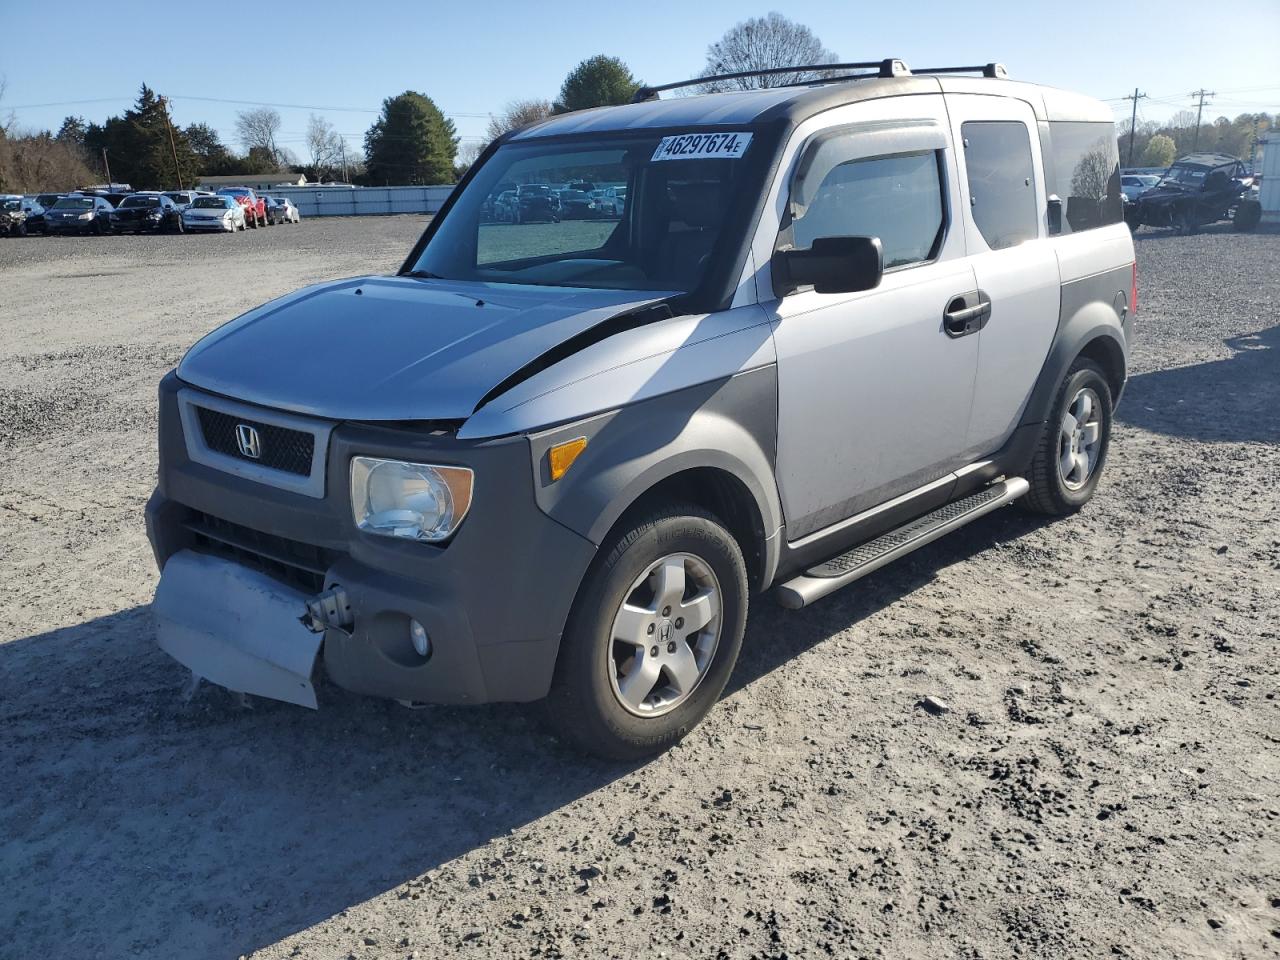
[546,503,748,760]
[1022,358,1113,515]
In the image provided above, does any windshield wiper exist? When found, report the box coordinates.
[406,269,447,280]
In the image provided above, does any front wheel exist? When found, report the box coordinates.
[1021,358,1113,515]
[546,503,748,760]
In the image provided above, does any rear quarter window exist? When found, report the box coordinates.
[1047,121,1122,233]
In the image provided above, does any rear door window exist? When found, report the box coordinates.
[961,121,1038,250]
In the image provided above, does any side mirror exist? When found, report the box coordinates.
[774,235,883,296]
[1047,194,1063,235]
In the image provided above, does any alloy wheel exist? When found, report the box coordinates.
[608,552,722,718]
[1059,387,1103,490]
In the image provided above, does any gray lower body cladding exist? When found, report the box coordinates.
[147,371,596,705]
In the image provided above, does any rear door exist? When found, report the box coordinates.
[945,95,1061,455]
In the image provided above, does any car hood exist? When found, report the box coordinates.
[177,276,677,422]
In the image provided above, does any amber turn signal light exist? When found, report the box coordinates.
[548,437,588,481]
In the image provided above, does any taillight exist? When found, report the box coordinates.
[1130,261,1138,316]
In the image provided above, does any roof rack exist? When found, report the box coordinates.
[912,63,1009,79]
[631,59,910,103]
[632,60,1011,103]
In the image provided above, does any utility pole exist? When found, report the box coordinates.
[158,96,185,190]
[101,148,112,189]
[1123,88,1147,167]
[1189,89,1215,153]
[340,140,349,184]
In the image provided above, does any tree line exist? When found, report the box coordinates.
[2,14,1275,194]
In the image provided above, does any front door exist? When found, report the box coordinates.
[765,96,983,541]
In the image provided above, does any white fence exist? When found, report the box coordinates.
[269,185,456,218]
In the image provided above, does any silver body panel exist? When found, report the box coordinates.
[153,550,323,708]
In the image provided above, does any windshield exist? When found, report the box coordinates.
[1161,163,1208,186]
[410,131,757,293]
[192,197,230,209]
[121,196,160,208]
[54,197,93,210]
[163,193,189,202]
[2,199,20,211]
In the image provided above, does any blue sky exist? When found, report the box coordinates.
[3,0,1278,161]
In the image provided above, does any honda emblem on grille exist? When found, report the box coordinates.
[235,424,262,459]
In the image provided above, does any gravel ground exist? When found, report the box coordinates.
[1,218,1277,960]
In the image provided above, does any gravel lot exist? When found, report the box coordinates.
[1,218,1277,960]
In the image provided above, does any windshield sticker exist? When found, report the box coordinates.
[651,132,753,162]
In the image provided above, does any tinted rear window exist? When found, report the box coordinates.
[961,121,1038,250]
[1047,121,1122,233]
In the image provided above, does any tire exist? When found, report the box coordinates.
[545,502,749,760]
[1233,200,1261,233]
[1174,207,1197,235]
[1021,358,1114,516]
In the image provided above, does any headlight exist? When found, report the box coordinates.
[78,212,93,220]
[350,457,473,543]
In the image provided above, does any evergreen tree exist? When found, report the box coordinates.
[363,91,458,185]
[553,56,639,114]
[82,85,198,188]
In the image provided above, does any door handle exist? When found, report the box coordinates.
[943,295,991,337]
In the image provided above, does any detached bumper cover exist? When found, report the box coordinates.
[154,549,322,707]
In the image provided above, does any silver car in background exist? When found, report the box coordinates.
[182,195,246,232]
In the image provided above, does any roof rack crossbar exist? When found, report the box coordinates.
[631,59,910,102]
[913,63,1009,79]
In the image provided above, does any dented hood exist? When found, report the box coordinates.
[177,276,676,421]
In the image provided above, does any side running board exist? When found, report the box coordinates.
[774,478,1029,609]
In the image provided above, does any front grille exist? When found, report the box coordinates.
[184,510,342,593]
[196,406,314,476]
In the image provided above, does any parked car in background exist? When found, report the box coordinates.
[215,187,267,228]
[111,193,184,234]
[1120,174,1160,202]
[45,194,114,235]
[265,196,300,224]
[558,188,600,219]
[600,186,627,217]
[1,196,28,236]
[22,195,60,234]
[163,191,207,211]
[1124,153,1260,233]
[514,183,559,223]
[182,195,246,232]
[491,190,518,222]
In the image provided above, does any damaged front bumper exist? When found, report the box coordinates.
[154,549,323,707]
[145,373,598,709]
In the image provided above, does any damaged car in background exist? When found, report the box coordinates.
[1124,153,1261,234]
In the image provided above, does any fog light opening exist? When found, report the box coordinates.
[409,619,432,659]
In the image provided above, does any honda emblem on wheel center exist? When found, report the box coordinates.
[235,424,262,459]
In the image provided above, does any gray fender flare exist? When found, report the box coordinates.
[527,368,783,588]
[1022,296,1128,428]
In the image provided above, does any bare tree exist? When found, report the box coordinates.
[485,99,553,142]
[305,113,343,176]
[235,107,284,168]
[696,12,838,91]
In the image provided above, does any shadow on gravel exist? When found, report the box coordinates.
[0,508,1051,957]
[1119,323,1280,443]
